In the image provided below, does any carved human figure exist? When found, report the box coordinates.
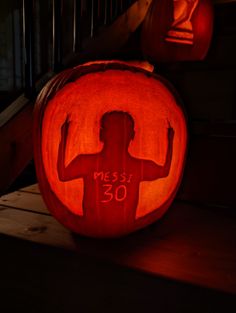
[165,0,199,44]
[57,111,174,222]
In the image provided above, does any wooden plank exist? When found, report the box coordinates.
[0,94,29,128]
[0,205,74,249]
[0,190,48,215]
[19,184,40,194]
[0,67,52,127]
[0,103,33,194]
[0,198,235,295]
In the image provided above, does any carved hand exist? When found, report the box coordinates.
[61,115,70,139]
[167,120,175,141]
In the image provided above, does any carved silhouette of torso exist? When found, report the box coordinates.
[57,111,174,224]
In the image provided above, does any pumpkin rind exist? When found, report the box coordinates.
[33,61,188,237]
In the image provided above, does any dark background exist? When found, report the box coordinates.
[0,1,236,312]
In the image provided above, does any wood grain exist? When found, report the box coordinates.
[0,103,33,194]
[19,184,40,194]
[0,189,48,214]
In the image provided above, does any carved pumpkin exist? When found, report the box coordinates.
[141,0,214,62]
[33,61,187,237]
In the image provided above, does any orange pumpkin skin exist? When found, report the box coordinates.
[141,0,214,63]
[34,61,188,238]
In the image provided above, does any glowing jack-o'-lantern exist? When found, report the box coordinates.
[141,0,214,62]
[33,61,187,237]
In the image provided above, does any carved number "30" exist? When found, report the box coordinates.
[101,184,127,203]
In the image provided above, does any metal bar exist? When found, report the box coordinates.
[90,0,94,37]
[98,0,101,18]
[119,0,123,15]
[23,0,35,98]
[12,10,17,90]
[73,0,79,52]
[53,0,62,72]
[110,0,113,21]
[73,0,81,52]
[114,0,118,18]
[97,0,104,27]
[104,0,108,25]
[80,0,84,15]
[73,0,77,52]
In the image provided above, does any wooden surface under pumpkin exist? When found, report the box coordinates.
[33,61,187,237]
[0,184,236,300]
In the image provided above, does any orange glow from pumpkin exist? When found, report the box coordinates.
[35,62,187,237]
